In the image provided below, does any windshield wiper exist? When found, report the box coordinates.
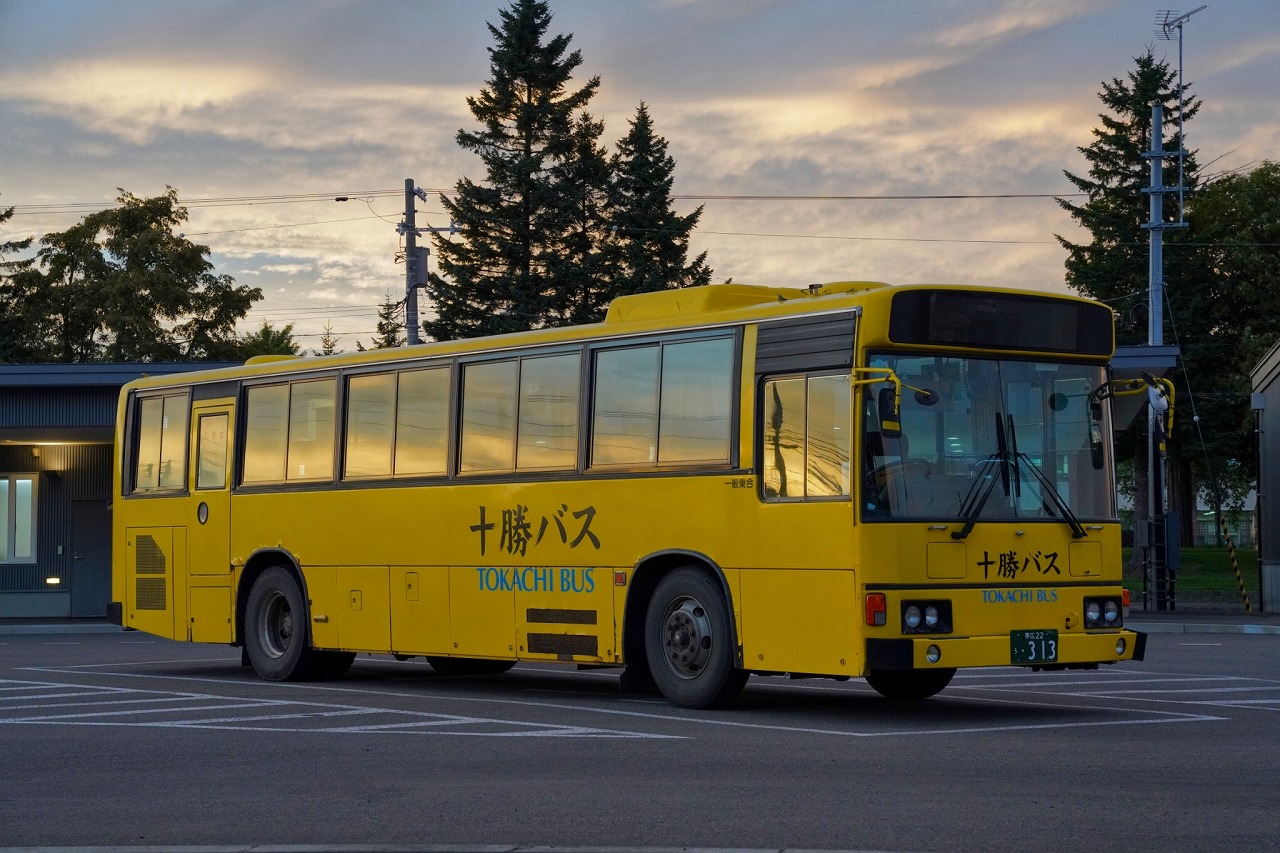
[952,414,1009,540]
[1006,414,1087,539]
[1013,450,1088,539]
[952,414,1088,540]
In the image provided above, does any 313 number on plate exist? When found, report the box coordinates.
[1011,629,1058,663]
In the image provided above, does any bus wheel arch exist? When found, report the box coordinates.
[235,549,302,648]
[240,555,320,682]
[634,555,747,709]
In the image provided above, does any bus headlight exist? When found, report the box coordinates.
[1084,596,1123,628]
[1104,600,1120,624]
[1085,600,1102,626]
[900,600,952,634]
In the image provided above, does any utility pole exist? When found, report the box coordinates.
[399,179,424,345]
[398,178,454,346]
[1139,7,1204,611]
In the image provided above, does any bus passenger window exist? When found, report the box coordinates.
[762,378,805,497]
[460,360,518,473]
[134,397,164,491]
[394,367,449,477]
[243,384,289,484]
[133,393,189,493]
[659,338,733,464]
[196,413,229,490]
[517,353,580,471]
[761,373,850,500]
[592,346,660,467]
[345,373,395,479]
[286,378,336,481]
[806,374,850,497]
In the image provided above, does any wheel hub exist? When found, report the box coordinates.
[662,597,712,679]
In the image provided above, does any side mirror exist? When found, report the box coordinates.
[1090,422,1105,470]
[877,386,901,437]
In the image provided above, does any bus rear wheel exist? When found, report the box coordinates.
[865,667,956,700]
[244,566,318,681]
[645,567,747,709]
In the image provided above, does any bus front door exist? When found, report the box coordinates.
[187,402,234,643]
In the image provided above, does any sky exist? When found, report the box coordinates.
[1,0,1278,351]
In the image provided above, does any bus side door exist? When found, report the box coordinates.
[187,402,234,642]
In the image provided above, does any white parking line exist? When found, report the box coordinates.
[15,666,1222,738]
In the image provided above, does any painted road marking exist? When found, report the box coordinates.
[0,677,676,739]
[12,665,1224,739]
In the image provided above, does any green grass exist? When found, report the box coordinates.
[1122,547,1258,595]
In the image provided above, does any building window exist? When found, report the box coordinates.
[0,474,38,564]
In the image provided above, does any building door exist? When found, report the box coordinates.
[70,499,112,617]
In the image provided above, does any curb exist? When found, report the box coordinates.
[1127,620,1280,636]
[0,623,124,636]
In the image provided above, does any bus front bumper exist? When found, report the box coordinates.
[866,628,1146,671]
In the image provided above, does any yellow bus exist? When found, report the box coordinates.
[110,281,1144,708]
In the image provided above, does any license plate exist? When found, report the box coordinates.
[1011,629,1058,663]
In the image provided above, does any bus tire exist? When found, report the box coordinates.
[865,667,956,700]
[244,566,318,682]
[426,657,516,676]
[645,567,747,709]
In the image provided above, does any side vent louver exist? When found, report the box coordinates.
[134,534,167,610]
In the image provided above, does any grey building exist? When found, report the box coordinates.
[0,363,235,619]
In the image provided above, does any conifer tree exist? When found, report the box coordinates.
[368,292,405,349]
[608,103,711,295]
[317,321,342,356]
[1056,50,1199,344]
[545,111,617,326]
[425,0,599,341]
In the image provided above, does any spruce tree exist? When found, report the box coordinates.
[368,292,405,349]
[545,111,617,326]
[1056,50,1199,344]
[608,103,711,295]
[425,0,600,341]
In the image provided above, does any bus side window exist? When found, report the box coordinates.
[592,346,660,467]
[133,393,189,493]
[243,384,289,484]
[762,373,850,501]
[394,367,450,477]
[460,360,518,473]
[345,373,395,479]
[286,378,336,481]
[659,338,734,465]
[516,352,580,471]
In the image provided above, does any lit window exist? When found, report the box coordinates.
[0,474,38,564]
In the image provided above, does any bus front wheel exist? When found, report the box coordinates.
[645,567,747,709]
[245,567,318,681]
[865,667,956,700]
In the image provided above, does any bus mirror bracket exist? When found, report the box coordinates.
[852,368,939,438]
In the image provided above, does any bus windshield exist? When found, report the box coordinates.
[862,354,1114,525]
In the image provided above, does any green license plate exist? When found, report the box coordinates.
[1011,629,1058,663]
